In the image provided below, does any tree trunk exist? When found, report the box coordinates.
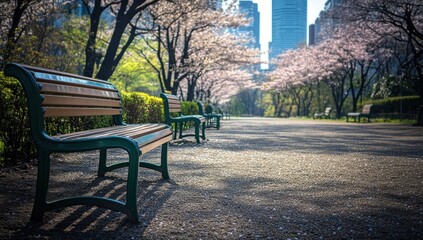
[83,4,103,77]
[2,0,29,68]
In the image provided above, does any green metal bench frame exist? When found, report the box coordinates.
[347,104,373,122]
[197,101,222,129]
[4,63,173,223]
[160,93,206,143]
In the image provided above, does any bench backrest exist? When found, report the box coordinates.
[361,104,373,114]
[4,63,124,140]
[197,101,206,115]
[160,93,182,123]
[324,107,332,115]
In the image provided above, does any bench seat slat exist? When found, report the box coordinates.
[39,82,120,99]
[53,124,172,154]
[55,125,144,140]
[138,130,173,154]
[54,125,128,139]
[141,134,173,154]
[44,107,121,117]
[55,124,169,141]
[42,95,121,108]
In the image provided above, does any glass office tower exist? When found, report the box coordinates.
[239,0,261,50]
[270,0,307,60]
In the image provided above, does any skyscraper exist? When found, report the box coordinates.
[239,0,260,50]
[270,0,307,59]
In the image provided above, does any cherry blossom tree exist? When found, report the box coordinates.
[0,0,62,68]
[137,0,258,100]
[341,0,423,124]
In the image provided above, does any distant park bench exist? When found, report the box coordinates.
[347,104,373,122]
[197,101,222,129]
[218,107,231,120]
[313,107,332,119]
[160,93,206,143]
[4,63,173,223]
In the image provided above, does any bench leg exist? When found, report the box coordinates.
[201,122,206,140]
[31,150,50,222]
[173,123,178,140]
[194,121,201,144]
[126,150,141,223]
[160,143,169,179]
[178,122,184,139]
[98,149,107,177]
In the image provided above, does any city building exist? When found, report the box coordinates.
[239,0,261,50]
[270,0,307,60]
[308,23,315,45]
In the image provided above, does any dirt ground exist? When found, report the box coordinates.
[1,118,422,239]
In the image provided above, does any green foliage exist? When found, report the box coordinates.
[0,73,35,166]
[363,96,420,114]
[371,75,418,99]
[110,39,161,95]
[181,101,199,115]
[59,16,90,73]
[121,92,164,124]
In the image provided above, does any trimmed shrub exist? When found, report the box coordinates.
[0,73,35,166]
[121,92,164,123]
[363,96,420,114]
[181,101,199,115]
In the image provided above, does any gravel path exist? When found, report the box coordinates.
[1,118,422,239]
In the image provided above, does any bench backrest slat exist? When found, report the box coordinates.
[168,103,181,112]
[39,82,120,99]
[43,107,121,117]
[4,63,127,143]
[42,95,121,108]
[362,104,373,114]
[22,65,122,118]
[161,93,182,114]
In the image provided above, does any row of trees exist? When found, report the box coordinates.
[264,0,422,125]
[0,0,260,102]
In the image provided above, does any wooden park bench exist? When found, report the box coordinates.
[197,101,222,129]
[4,63,173,223]
[160,93,206,143]
[347,104,373,122]
[313,107,332,119]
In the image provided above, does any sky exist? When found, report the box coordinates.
[251,0,327,65]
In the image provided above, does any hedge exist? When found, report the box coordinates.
[363,96,420,114]
[0,72,198,167]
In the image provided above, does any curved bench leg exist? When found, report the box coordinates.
[31,150,50,222]
[195,121,201,144]
[201,122,206,140]
[125,150,141,223]
[160,143,169,179]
